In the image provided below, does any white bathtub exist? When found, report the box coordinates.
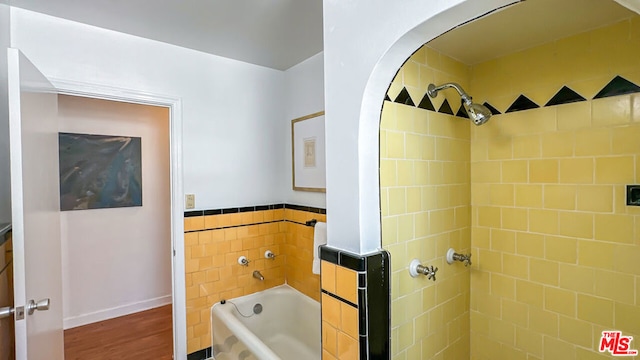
[211,285,321,360]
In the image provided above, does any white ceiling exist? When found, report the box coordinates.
[428,0,637,65]
[8,0,637,70]
[9,0,324,70]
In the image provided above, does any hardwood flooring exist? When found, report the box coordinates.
[64,305,173,360]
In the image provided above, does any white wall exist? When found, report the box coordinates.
[58,95,172,328]
[322,0,516,253]
[10,8,286,211]
[283,52,325,208]
[0,2,10,224]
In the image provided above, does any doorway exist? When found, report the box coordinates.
[56,95,173,358]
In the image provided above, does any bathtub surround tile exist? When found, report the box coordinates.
[456,104,470,118]
[186,347,211,360]
[183,204,325,354]
[320,246,390,360]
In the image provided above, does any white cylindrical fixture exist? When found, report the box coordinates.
[446,248,456,264]
[408,259,422,278]
[238,256,248,266]
[265,250,274,259]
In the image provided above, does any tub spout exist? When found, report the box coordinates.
[253,270,264,281]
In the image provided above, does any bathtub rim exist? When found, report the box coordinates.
[210,284,320,360]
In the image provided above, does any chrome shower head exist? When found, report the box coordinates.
[427,83,492,125]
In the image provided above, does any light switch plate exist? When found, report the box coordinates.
[185,194,195,209]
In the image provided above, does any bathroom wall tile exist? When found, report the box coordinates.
[577,240,615,270]
[594,214,634,244]
[556,101,592,131]
[544,185,576,210]
[576,185,613,212]
[515,232,545,258]
[544,236,577,264]
[574,128,611,156]
[595,156,634,184]
[558,211,593,239]
[615,302,640,335]
[336,266,358,304]
[321,260,337,293]
[340,302,359,339]
[529,159,558,183]
[323,320,338,356]
[577,294,614,327]
[337,331,359,360]
[528,209,559,235]
[544,286,576,317]
[322,293,341,328]
[597,271,634,305]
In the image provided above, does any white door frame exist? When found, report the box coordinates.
[49,78,187,359]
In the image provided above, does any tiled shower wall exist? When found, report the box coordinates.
[381,46,472,359]
[469,17,640,360]
[382,15,640,360]
[183,206,325,354]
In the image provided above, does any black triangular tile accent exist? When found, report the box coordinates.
[483,102,502,115]
[506,95,539,113]
[456,104,469,118]
[594,75,640,99]
[417,93,436,111]
[394,87,415,106]
[545,86,586,106]
[384,94,391,102]
[438,99,454,115]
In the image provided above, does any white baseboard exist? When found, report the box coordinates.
[63,295,172,329]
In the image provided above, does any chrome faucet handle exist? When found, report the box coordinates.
[463,254,472,267]
[408,259,438,281]
[425,265,438,281]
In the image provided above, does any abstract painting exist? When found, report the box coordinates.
[59,133,142,211]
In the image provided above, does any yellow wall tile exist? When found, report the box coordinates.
[336,266,358,304]
[545,287,576,317]
[577,294,613,327]
[615,302,640,335]
[544,185,576,210]
[337,332,359,360]
[502,160,528,183]
[529,258,559,286]
[323,321,338,357]
[515,280,543,308]
[595,156,634,184]
[594,214,634,243]
[559,158,593,184]
[515,184,543,208]
[545,236,577,264]
[592,95,631,127]
[529,159,558,183]
[575,128,611,156]
[576,186,613,212]
[340,302,359,339]
[558,211,593,239]
[594,270,635,305]
[502,208,528,231]
[513,134,541,159]
[612,125,640,154]
[541,132,574,158]
[577,240,615,270]
[557,101,591,130]
[321,261,336,293]
[559,316,593,348]
[529,209,558,235]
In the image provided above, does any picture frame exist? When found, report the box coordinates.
[58,132,143,211]
[291,111,326,192]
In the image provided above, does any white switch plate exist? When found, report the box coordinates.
[185,194,195,209]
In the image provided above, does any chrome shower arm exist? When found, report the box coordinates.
[427,82,472,104]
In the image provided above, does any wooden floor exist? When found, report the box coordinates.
[64,305,173,360]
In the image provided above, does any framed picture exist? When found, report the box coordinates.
[58,132,143,211]
[292,111,326,192]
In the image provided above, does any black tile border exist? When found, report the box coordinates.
[384,75,640,115]
[184,203,325,218]
[187,346,211,360]
[322,289,358,308]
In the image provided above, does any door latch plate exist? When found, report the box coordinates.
[15,306,24,320]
